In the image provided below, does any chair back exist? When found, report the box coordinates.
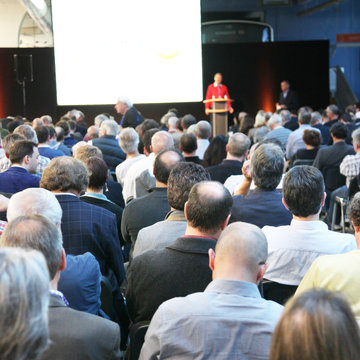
[262,279,298,305]
[129,321,150,360]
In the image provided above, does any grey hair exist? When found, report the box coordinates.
[195,120,212,139]
[40,115,52,124]
[40,157,89,193]
[14,125,39,144]
[151,131,174,155]
[2,134,25,155]
[100,119,119,137]
[228,133,250,158]
[310,111,322,126]
[280,110,291,124]
[327,104,339,115]
[352,127,360,147]
[94,114,109,127]
[7,188,62,225]
[119,127,139,154]
[268,114,282,128]
[1,215,63,280]
[187,124,196,135]
[254,110,266,127]
[117,96,132,108]
[251,143,284,190]
[168,116,178,129]
[0,247,50,360]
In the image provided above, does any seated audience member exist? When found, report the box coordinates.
[339,112,357,145]
[295,193,360,319]
[270,290,360,360]
[181,114,196,132]
[0,215,121,360]
[310,111,330,145]
[140,222,283,360]
[230,143,292,227]
[286,110,315,159]
[6,187,103,316]
[313,122,355,207]
[40,114,52,125]
[194,120,211,159]
[74,145,125,208]
[126,181,233,323]
[115,96,144,129]
[0,247,49,360]
[202,135,227,168]
[0,133,25,172]
[263,166,356,286]
[56,119,78,147]
[32,117,43,128]
[239,113,255,137]
[69,109,87,138]
[47,125,71,156]
[13,125,51,175]
[0,140,40,193]
[207,132,250,183]
[86,125,99,142]
[92,119,125,172]
[122,149,183,261]
[180,133,202,164]
[167,116,182,149]
[68,119,83,142]
[133,162,210,259]
[248,110,270,143]
[291,129,322,165]
[35,125,64,159]
[324,104,340,128]
[115,127,145,187]
[264,114,291,151]
[122,130,173,202]
[40,157,125,301]
[80,156,124,246]
[282,109,299,132]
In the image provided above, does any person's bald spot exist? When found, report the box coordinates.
[157,150,182,168]
[195,181,225,202]
[151,131,174,155]
[215,222,268,275]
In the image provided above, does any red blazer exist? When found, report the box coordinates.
[205,83,231,109]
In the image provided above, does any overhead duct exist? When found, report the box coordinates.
[18,0,52,34]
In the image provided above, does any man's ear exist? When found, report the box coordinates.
[184,201,188,220]
[320,192,326,207]
[149,145,153,153]
[220,214,231,230]
[256,263,268,284]
[282,197,289,211]
[225,144,229,153]
[208,248,215,272]
[59,248,67,272]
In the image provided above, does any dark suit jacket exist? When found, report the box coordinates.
[121,106,144,129]
[41,294,121,360]
[55,194,125,290]
[230,188,292,228]
[0,166,39,193]
[207,159,243,184]
[279,89,298,111]
[284,116,299,131]
[313,141,355,193]
[126,236,216,323]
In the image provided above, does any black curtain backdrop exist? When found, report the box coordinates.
[0,40,328,125]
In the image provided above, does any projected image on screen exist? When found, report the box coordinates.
[52,0,203,105]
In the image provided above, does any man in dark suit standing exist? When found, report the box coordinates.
[276,80,299,112]
[1,214,121,360]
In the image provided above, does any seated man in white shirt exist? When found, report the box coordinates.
[140,222,283,360]
[195,120,211,160]
[262,165,356,286]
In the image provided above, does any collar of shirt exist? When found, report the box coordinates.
[290,219,328,230]
[55,192,77,197]
[83,192,109,201]
[165,210,186,222]
[205,279,261,298]
[38,144,50,148]
[50,289,69,306]
[213,83,222,87]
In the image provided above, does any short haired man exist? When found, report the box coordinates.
[92,119,126,172]
[194,120,211,160]
[140,222,283,360]
[56,119,78,148]
[133,162,210,258]
[0,133,25,172]
[264,114,292,151]
[0,140,40,193]
[115,96,144,129]
[0,215,121,360]
[207,132,250,184]
[295,192,360,319]
[126,181,233,323]
[115,128,145,187]
[262,166,356,286]
[313,122,355,207]
[324,104,339,127]
[121,149,183,261]
[35,125,65,159]
[179,133,201,164]
[282,109,299,132]
[230,143,292,228]
[181,114,196,131]
[310,111,330,145]
[86,125,99,141]
[167,116,182,149]
[276,80,298,112]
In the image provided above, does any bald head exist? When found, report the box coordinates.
[153,149,183,184]
[151,130,174,155]
[195,120,211,139]
[211,222,268,283]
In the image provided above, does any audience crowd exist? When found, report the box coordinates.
[1,100,360,360]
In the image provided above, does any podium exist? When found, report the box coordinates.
[203,98,233,137]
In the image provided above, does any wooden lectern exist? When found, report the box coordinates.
[203,98,234,137]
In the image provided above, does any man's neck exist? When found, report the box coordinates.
[292,213,320,222]
[226,153,244,162]
[86,187,103,195]
[155,180,167,188]
[184,152,196,157]
[126,151,140,159]
[185,225,221,240]
[52,189,81,197]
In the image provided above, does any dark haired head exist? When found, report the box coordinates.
[298,111,311,125]
[141,119,159,134]
[180,133,197,154]
[302,129,322,147]
[9,140,36,164]
[348,192,360,228]
[7,120,22,133]
[84,157,108,190]
[283,165,324,217]
[186,181,233,233]
[35,125,50,144]
[142,128,159,154]
[167,162,210,210]
[339,113,353,124]
[181,114,196,130]
[330,122,347,140]
[153,149,183,184]
[202,135,227,168]
[56,120,70,136]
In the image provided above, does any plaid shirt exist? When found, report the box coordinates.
[340,152,360,187]
[0,155,49,177]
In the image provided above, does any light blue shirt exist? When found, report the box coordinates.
[140,279,283,360]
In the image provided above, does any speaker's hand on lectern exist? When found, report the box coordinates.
[229,107,234,114]
[205,108,210,116]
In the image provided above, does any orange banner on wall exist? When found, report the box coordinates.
[336,33,360,43]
